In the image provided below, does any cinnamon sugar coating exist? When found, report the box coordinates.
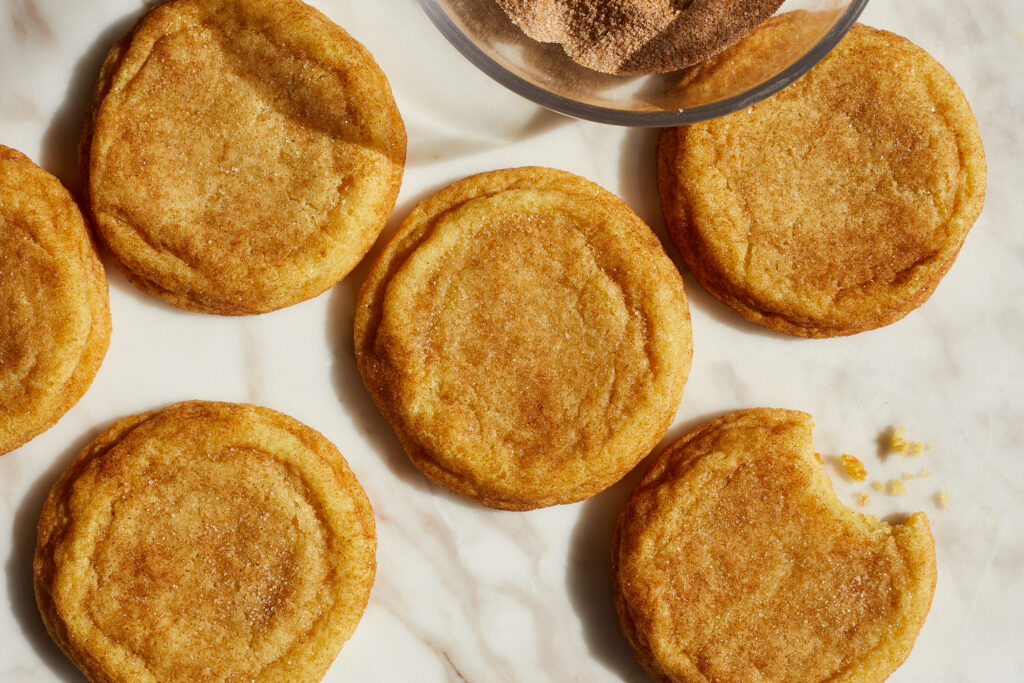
[612,408,937,683]
[355,167,692,510]
[34,401,376,683]
[0,145,110,456]
[659,24,986,337]
[82,0,406,315]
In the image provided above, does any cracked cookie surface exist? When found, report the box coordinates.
[0,145,110,456]
[35,401,376,683]
[659,24,986,337]
[612,408,937,682]
[355,167,692,509]
[82,0,405,314]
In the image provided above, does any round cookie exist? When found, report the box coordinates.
[659,24,986,337]
[0,145,110,456]
[355,167,692,510]
[612,408,937,683]
[35,401,376,683]
[81,0,406,315]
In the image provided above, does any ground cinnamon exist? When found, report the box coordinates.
[495,0,786,75]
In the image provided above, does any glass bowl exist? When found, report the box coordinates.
[419,0,870,126]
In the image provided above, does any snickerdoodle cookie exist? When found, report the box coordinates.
[0,145,110,456]
[612,408,937,683]
[659,24,986,337]
[355,167,692,510]
[82,0,406,315]
[35,401,376,683]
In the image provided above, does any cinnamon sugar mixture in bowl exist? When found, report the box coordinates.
[419,0,870,125]
[495,0,785,74]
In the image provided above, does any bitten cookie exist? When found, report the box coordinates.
[612,408,937,683]
[35,401,376,683]
[0,145,110,456]
[81,0,406,315]
[659,24,986,337]
[355,167,692,510]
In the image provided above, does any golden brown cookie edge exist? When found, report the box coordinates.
[0,146,111,456]
[34,401,377,682]
[659,24,987,338]
[610,408,938,682]
[82,0,407,315]
[356,167,692,509]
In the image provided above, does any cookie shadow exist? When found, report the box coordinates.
[824,454,852,481]
[325,180,482,508]
[99,250,204,318]
[616,127,795,342]
[883,512,912,526]
[565,468,652,682]
[407,108,571,167]
[5,426,109,683]
[565,409,725,681]
[326,277,434,496]
[38,6,151,193]
[875,425,897,462]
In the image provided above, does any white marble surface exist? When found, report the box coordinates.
[1,0,1022,681]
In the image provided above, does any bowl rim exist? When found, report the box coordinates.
[419,0,871,127]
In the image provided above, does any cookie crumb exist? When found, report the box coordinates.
[937,490,951,510]
[890,425,932,461]
[910,441,933,457]
[902,472,915,481]
[887,479,908,496]
[891,425,908,453]
[813,451,824,465]
[855,492,870,507]
[840,454,867,482]
[871,481,885,492]
[918,468,934,478]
